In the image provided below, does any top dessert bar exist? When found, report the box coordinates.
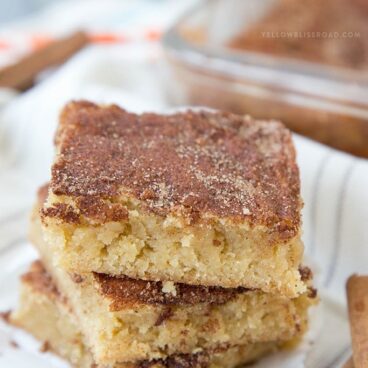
[41,101,306,296]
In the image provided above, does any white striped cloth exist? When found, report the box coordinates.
[0,1,367,367]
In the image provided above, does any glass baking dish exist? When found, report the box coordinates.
[162,0,368,157]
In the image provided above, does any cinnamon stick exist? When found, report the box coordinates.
[0,30,89,91]
[346,275,368,368]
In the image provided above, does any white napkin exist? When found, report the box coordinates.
[0,1,367,367]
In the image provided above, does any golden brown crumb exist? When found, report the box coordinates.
[0,310,11,323]
[299,266,313,282]
[40,341,51,353]
[154,308,174,327]
[70,273,84,284]
[10,340,19,348]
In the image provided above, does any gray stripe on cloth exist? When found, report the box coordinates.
[309,152,332,256]
[324,161,356,287]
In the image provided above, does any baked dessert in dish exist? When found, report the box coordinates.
[10,260,310,368]
[31,205,316,365]
[41,101,306,297]
[229,0,368,70]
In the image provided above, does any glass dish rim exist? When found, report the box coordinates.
[162,1,368,92]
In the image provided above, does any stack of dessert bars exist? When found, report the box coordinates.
[11,101,317,368]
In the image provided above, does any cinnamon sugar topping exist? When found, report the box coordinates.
[93,273,249,311]
[21,261,63,302]
[47,101,301,239]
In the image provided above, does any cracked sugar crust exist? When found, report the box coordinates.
[21,261,65,304]
[47,100,301,239]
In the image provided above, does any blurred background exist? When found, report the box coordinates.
[0,0,58,22]
[0,0,367,158]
